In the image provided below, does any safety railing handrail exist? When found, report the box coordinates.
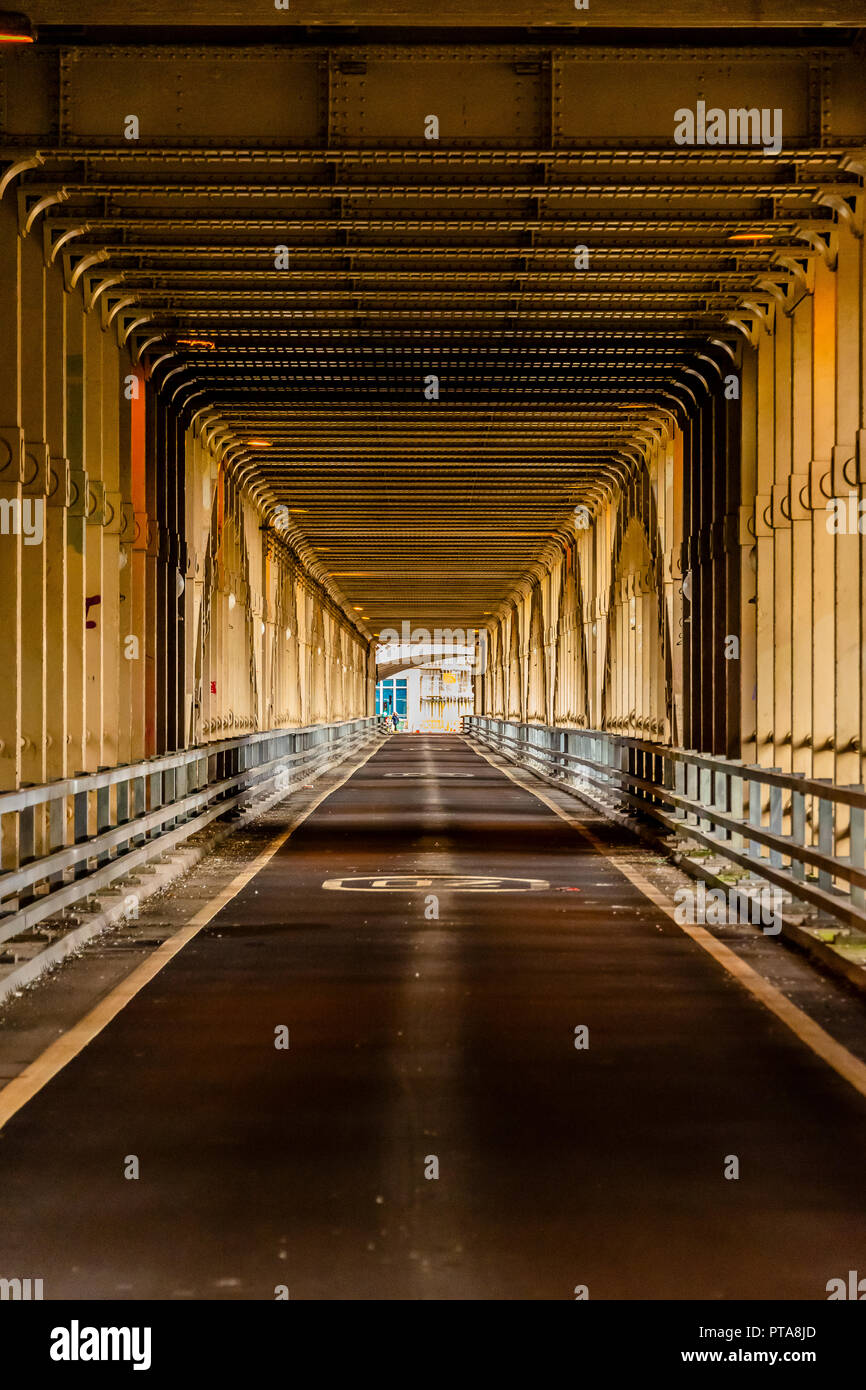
[0,717,383,948]
[470,721,866,810]
[0,717,377,815]
[462,715,866,933]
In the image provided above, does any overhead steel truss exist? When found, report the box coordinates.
[1,36,864,628]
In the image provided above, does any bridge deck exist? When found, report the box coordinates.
[0,735,864,1300]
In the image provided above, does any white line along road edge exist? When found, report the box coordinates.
[469,739,866,1103]
[0,740,384,1133]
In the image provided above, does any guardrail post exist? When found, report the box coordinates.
[565,731,576,788]
[16,798,36,903]
[849,785,865,909]
[686,757,699,827]
[19,801,35,865]
[149,770,163,840]
[131,774,146,846]
[47,793,65,888]
[768,770,783,868]
[175,761,187,815]
[164,765,177,830]
[747,773,762,875]
[673,757,686,821]
[618,740,629,809]
[728,763,745,851]
[790,774,806,882]
[72,784,89,879]
[714,769,728,845]
[816,779,833,891]
[699,766,712,833]
[96,773,112,867]
[116,776,130,826]
[596,733,607,789]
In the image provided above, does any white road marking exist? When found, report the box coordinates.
[0,741,384,1132]
[322,873,549,892]
[469,739,866,1102]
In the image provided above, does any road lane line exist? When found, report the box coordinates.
[469,739,866,1102]
[0,740,383,1133]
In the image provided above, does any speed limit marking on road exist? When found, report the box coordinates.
[322,874,549,892]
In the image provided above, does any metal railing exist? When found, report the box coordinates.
[463,716,866,932]
[0,717,383,948]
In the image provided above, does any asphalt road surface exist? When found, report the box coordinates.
[1,735,865,1300]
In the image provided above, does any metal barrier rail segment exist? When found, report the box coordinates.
[463,716,866,932]
[0,718,382,949]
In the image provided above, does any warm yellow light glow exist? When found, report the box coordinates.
[246,438,272,448]
[728,232,774,242]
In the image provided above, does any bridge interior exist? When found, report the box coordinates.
[1,3,866,1306]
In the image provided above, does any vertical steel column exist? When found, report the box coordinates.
[790,296,814,784]
[0,201,24,795]
[738,346,759,765]
[65,292,87,782]
[83,308,105,773]
[19,230,49,795]
[45,259,69,787]
[100,319,121,773]
[143,384,159,755]
[811,260,837,787]
[129,366,148,763]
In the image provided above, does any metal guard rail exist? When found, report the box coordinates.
[462,716,866,932]
[0,717,385,946]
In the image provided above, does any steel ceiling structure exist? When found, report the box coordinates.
[2,20,865,633]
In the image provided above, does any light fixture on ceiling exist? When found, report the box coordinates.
[246,438,273,448]
[177,337,215,349]
[727,232,774,242]
[0,12,36,42]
